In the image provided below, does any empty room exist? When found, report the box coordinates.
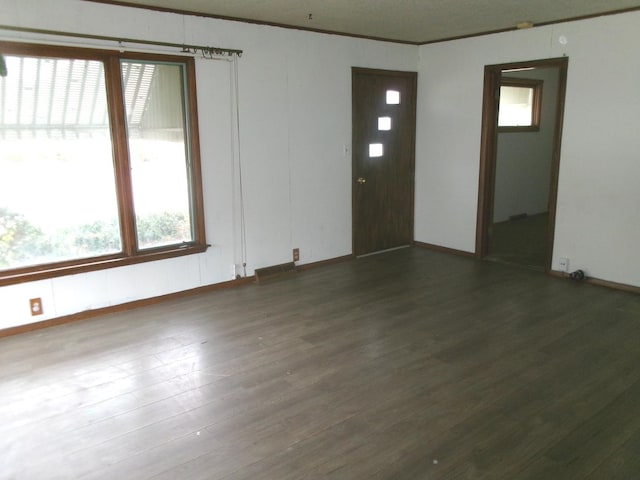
[1,1,640,478]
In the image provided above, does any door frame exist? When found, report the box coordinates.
[475,57,568,272]
[351,67,417,256]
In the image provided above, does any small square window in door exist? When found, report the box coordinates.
[386,90,400,104]
[369,143,384,157]
[378,117,392,131]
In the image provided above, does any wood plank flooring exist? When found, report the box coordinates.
[487,213,548,269]
[1,247,639,479]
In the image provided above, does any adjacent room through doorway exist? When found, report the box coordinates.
[477,57,568,271]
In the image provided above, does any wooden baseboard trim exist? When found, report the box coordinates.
[9,253,631,340]
[0,276,256,339]
[1,254,355,339]
[548,270,640,294]
[297,254,354,271]
[413,241,476,258]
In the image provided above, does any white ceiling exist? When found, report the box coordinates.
[87,0,640,43]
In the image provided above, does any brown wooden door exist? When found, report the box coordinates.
[352,68,417,256]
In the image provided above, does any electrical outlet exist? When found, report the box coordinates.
[558,257,569,272]
[293,248,300,262]
[29,297,43,316]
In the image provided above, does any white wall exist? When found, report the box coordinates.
[0,0,418,328]
[493,68,559,223]
[415,10,640,287]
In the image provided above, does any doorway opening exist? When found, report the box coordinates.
[476,57,568,271]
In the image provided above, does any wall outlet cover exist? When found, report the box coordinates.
[558,257,569,272]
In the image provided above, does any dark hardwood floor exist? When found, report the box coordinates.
[487,213,548,269]
[1,247,639,479]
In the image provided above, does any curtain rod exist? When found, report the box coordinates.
[0,24,243,57]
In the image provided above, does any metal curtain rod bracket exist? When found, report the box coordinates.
[0,24,243,57]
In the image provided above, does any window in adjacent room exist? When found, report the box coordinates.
[497,78,542,131]
[0,43,206,285]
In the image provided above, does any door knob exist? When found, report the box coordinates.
[356,177,366,184]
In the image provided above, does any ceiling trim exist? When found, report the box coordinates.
[83,0,420,45]
[84,0,640,46]
[420,5,640,45]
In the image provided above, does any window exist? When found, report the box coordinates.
[378,116,392,131]
[498,78,542,131]
[0,43,206,285]
[369,143,384,158]
[386,90,400,105]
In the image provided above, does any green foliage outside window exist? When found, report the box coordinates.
[0,208,189,269]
